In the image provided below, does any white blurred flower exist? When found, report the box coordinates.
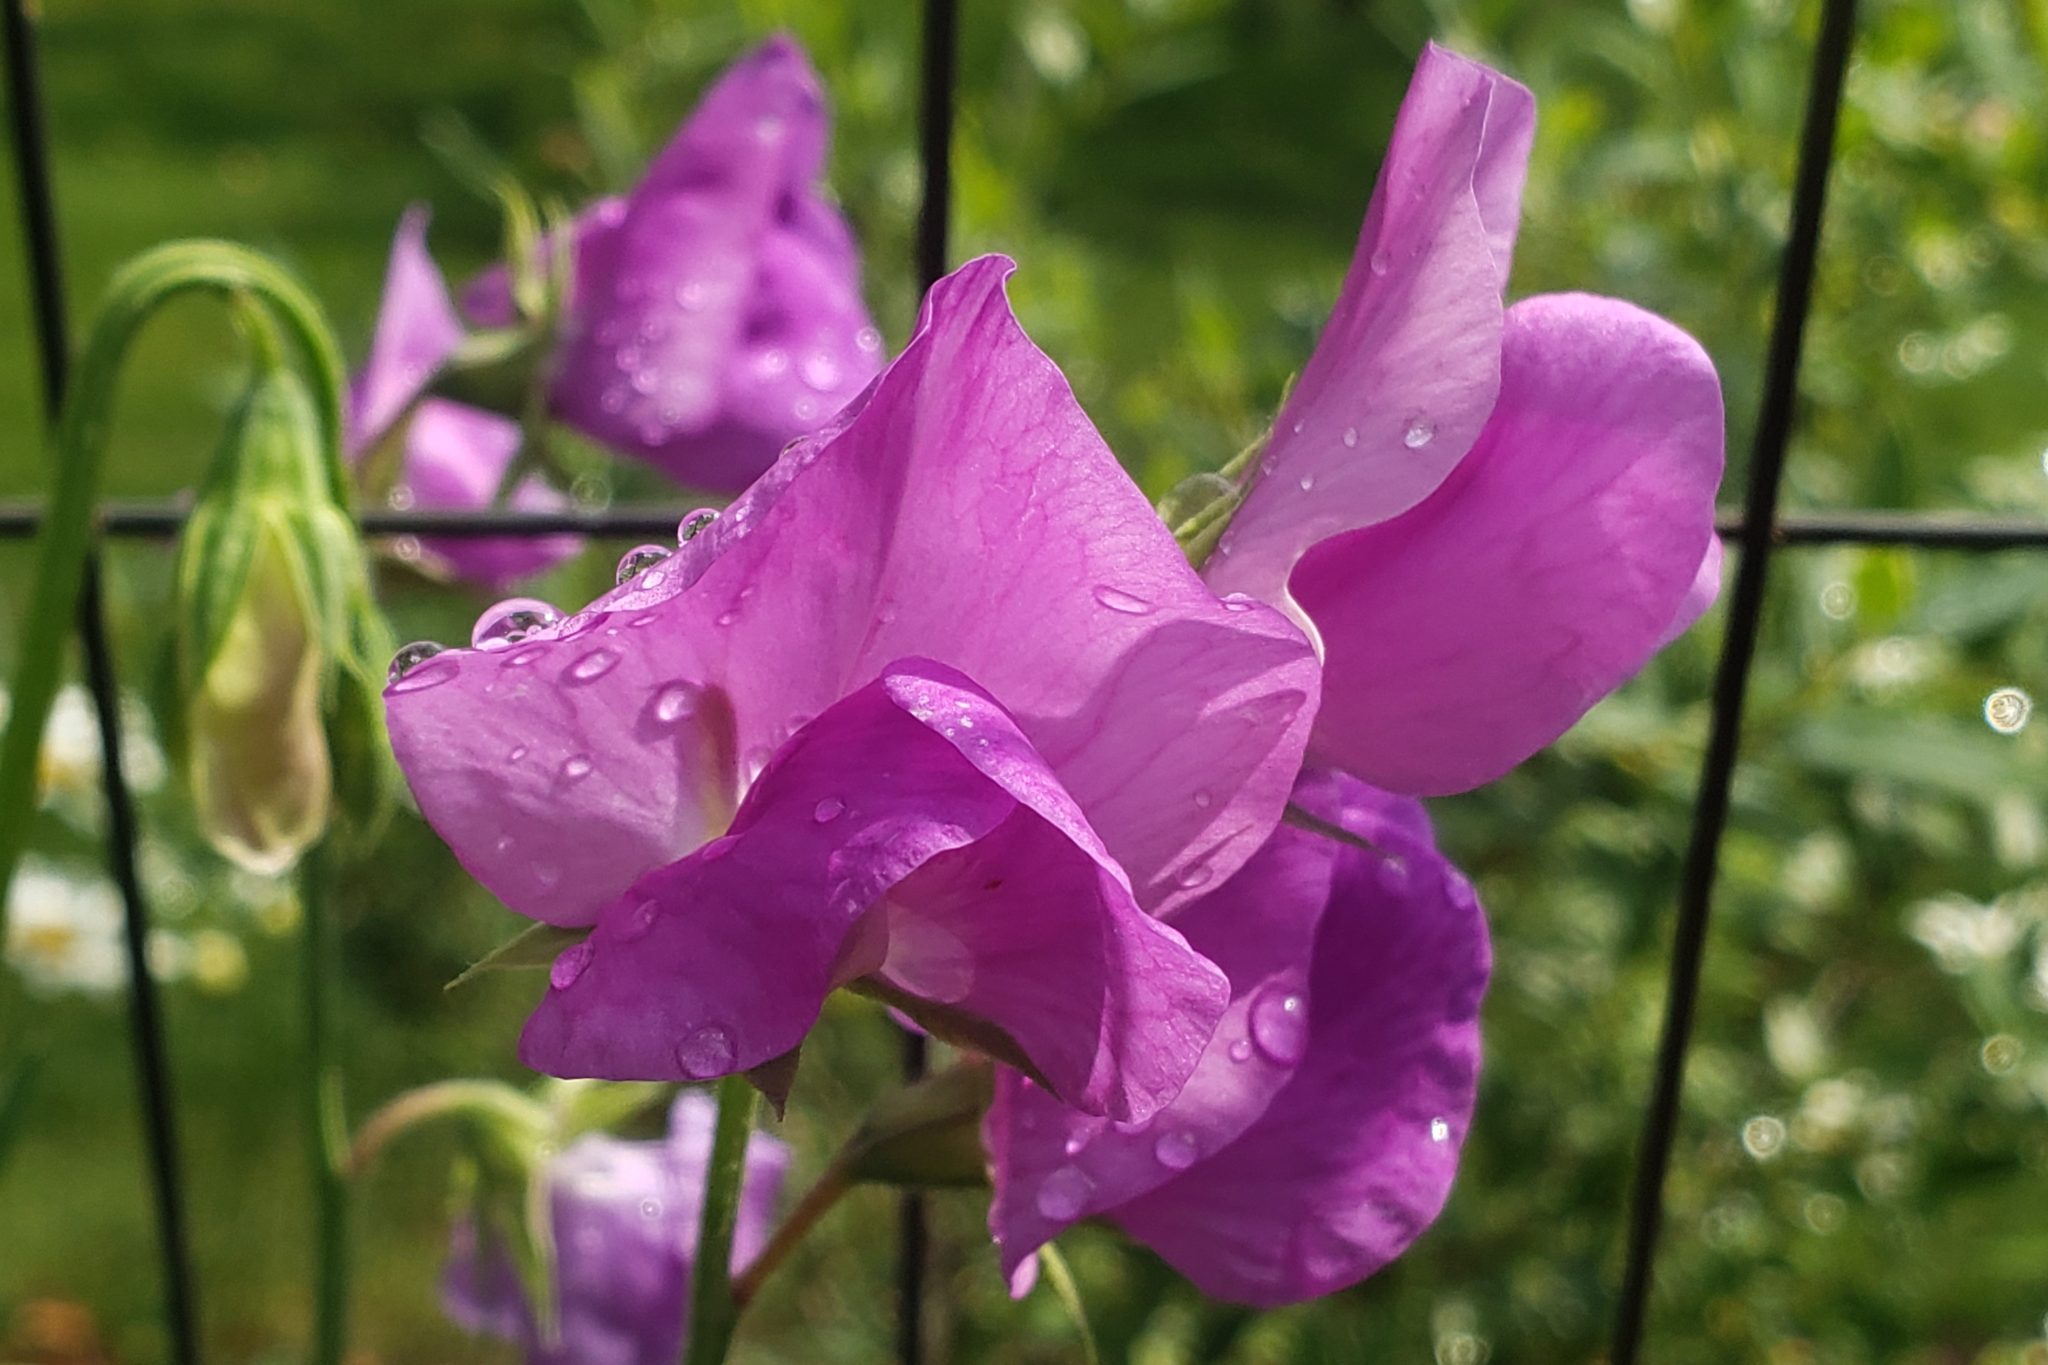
[4,860,126,994]
[0,684,168,833]
[1908,894,2023,972]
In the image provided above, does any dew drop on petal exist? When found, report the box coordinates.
[1984,687,2032,734]
[475,598,565,651]
[1342,426,1359,449]
[677,508,720,542]
[1062,1132,1087,1157]
[386,641,445,686]
[813,796,845,824]
[1193,790,1214,810]
[560,754,594,783]
[565,649,621,685]
[856,326,882,353]
[652,683,701,724]
[1034,1166,1092,1221]
[1402,417,1436,450]
[615,544,672,586]
[548,941,594,990]
[1092,585,1153,615]
[1228,1038,1253,1064]
[507,645,546,667]
[1248,984,1309,1065]
[1368,249,1391,276]
[1430,1117,1450,1144]
[674,1023,737,1078]
[1153,1130,1199,1170]
[799,350,843,391]
[508,745,528,762]
[1220,593,1257,613]
[1177,862,1214,891]
[638,1197,663,1220]
[618,898,660,942]
[1298,474,1315,492]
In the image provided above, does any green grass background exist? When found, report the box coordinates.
[3,0,2048,1361]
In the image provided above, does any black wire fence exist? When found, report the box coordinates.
[5,0,2040,1360]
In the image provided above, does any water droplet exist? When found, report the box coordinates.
[758,348,790,378]
[652,683,701,724]
[638,1197,663,1220]
[1193,790,1213,810]
[1297,473,1315,492]
[387,641,445,686]
[856,326,882,353]
[813,796,845,823]
[473,598,563,651]
[1034,1166,1092,1221]
[549,941,594,990]
[560,755,594,783]
[600,385,628,414]
[630,368,659,396]
[800,350,843,391]
[1342,426,1359,449]
[533,861,561,888]
[1248,984,1308,1065]
[1402,417,1436,449]
[1062,1132,1087,1157]
[1981,1032,2023,1073]
[566,649,620,685]
[1092,585,1153,615]
[1177,862,1214,891]
[1220,593,1257,613]
[387,483,416,510]
[493,835,514,857]
[618,898,660,941]
[1430,1117,1450,1144]
[508,745,528,762]
[753,114,785,145]
[1228,1038,1253,1063]
[1153,1130,1199,1170]
[616,544,672,585]
[675,280,707,310]
[1984,687,2032,734]
[1741,1114,1786,1159]
[629,612,660,629]
[678,508,720,542]
[674,1023,737,1078]
[1368,249,1391,276]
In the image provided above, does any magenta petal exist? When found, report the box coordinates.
[383,611,737,928]
[350,205,462,446]
[546,36,879,487]
[443,1090,787,1365]
[633,255,1319,914]
[521,663,1228,1122]
[987,771,1490,1306]
[1292,293,1725,794]
[1207,45,1534,614]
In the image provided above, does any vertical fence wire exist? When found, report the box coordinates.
[1608,0,1862,1359]
[0,1,203,1362]
[895,4,959,1360]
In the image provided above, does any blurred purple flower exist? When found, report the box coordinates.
[348,207,581,588]
[984,770,1488,1306]
[444,1091,788,1365]
[385,256,1321,1122]
[1205,44,1726,796]
[465,34,883,491]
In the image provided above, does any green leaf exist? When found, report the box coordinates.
[1036,1243,1102,1365]
[446,922,594,991]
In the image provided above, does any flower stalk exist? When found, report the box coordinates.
[681,1074,758,1365]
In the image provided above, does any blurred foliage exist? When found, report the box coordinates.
[1,0,2046,1362]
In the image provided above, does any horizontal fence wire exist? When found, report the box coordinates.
[1610,0,1863,1360]
[0,0,203,1360]
[0,502,2039,547]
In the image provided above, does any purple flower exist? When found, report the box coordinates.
[348,207,581,588]
[465,35,883,491]
[1205,44,1726,795]
[384,256,1322,1122]
[984,770,1488,1306]
[443,1091,788,1365]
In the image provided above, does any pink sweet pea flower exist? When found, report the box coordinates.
[984,770,1488,1306]
[444,1091,788,1365]
[464,35,883,491]
[385,256,1321,1123]
[348,207,581,588]
[1205,44,1726,796]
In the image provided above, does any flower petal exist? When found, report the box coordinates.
[350,205,462,446]
[986,771,1490,1306]
[637,254,1320,914]
[521,663,1228,1123]
[396,401,583,588]
[1207,45,1534,618]
[383,610,738,928]
[548,36,860,480]
[1292,292,1725,794]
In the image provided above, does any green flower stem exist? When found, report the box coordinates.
[682,1074,759,1365]
[0,241,350,927]
[301,839,351,1365]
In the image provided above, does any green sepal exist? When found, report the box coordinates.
[427,325,550,419]
[842,1060,994,1190]
[445,922,595,991]
[847,975,1056,1094]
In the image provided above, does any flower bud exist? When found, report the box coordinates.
[174,359,391,873]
